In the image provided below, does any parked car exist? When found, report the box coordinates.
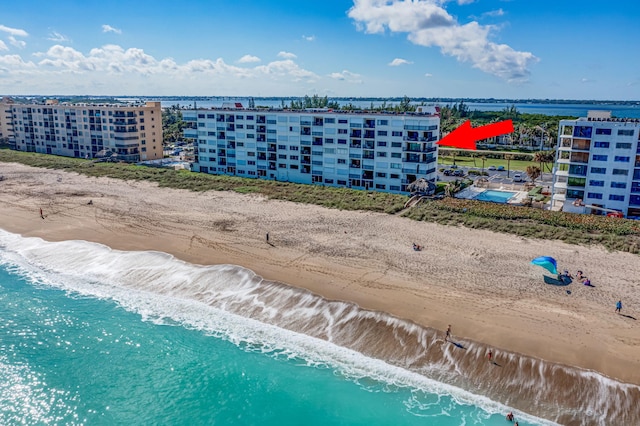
[513,173,523,182]
[443,169,452,176]
[488,166,496,171]
[450,164,458,169]
[453,170,464,177]
[497,166,505,171]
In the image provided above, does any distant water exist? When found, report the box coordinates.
[2,229,637,425]
[149,98,640,118]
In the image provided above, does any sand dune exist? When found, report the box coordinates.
[0,162,638,385]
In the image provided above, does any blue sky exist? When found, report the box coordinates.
[0,0,638,100]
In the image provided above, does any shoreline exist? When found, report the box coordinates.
[0,162,638,387]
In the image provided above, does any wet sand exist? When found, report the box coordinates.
[0,162,638,387]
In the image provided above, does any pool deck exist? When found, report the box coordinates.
[456,186,529,205]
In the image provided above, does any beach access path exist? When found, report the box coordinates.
[0,162,638,385]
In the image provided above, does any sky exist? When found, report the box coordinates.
[0,0,638,100]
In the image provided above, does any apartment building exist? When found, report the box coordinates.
[0,97,13,143]
[552,111,640,219]
[183,106,440,194]
[1,99,163,162]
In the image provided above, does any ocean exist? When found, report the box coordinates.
[0,230,548,425]
[0,229,635,425]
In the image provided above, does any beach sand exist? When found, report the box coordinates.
[0,162,638,387]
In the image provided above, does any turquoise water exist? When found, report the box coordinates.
[0,230,548,425]
[474,190,516,203]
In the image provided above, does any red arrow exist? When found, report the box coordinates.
[437,119,514,150]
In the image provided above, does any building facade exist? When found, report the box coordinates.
[1,100,163,162]
[552,111,640,219]
[184,107,440,194]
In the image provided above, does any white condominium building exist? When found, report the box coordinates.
[184,106,440,194]
[552,111,640,219]
[2,99,163,162]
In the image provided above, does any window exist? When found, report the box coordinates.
[573,126,592,138]
[590,167,606,174]
[587,192,603,200]
[325,118,335,124]
[376,152,387,157]
[391,142,401,148]
[612,169,629,176]
[391,152,401,158]
[593,141,609,148]
[337,159,346,164]
[609,194,625,201]
[376,172,387,178]
[290,155,299,161]
[391,131,402,137]
[377,130,388,136]
[390,163,401,169]
[278,154,287,159]
[616,143,632,149]
[390,173,400,179]
[377,119,388,126]
[595,128,611,135]
[278,144,286,150]
[611,182,627,189]
[614,156,630,162]
[375,184,386,190]
[589,180,604,187]
[377,141,387,147]
[338,128,347,134]
[592,155,608,161]
[617,129,634,136]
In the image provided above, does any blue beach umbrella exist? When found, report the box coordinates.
[531,256,558,275]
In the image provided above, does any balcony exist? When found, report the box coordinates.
[571,138,590,151]
[569,153,589,164]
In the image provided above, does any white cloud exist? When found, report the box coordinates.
[102,24,122,34]
[277,51,297,59]
[238,54,260,63]
[425,72,433,77]
[0,40,7,51]
[8,36,26,49]
[457,0,475,4]
[0,25,28,37]
[302,35,315,41]
[328,70,362,83]
[483,8,505,18]
[388,58,412,66]
[580,77,592,83]
[348,0,537,82]
[48,31,71,42]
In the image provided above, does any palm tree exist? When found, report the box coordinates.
[526,165,541,185]
[505,153,514,178]
[480,155,487,175]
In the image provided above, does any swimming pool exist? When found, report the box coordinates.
[474,190,516,203]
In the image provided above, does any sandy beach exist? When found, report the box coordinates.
[0,162,638,387]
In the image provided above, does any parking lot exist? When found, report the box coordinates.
[438,165,553,186]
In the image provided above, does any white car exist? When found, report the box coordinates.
[488,166,496,171]
[513,173,523,182]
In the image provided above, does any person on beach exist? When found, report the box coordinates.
[40,208,44,219]
[506,411,514,421]
[487,349,493,363]
[616,300,622,313]
[266,232,269,243]
[445,325,451,342]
